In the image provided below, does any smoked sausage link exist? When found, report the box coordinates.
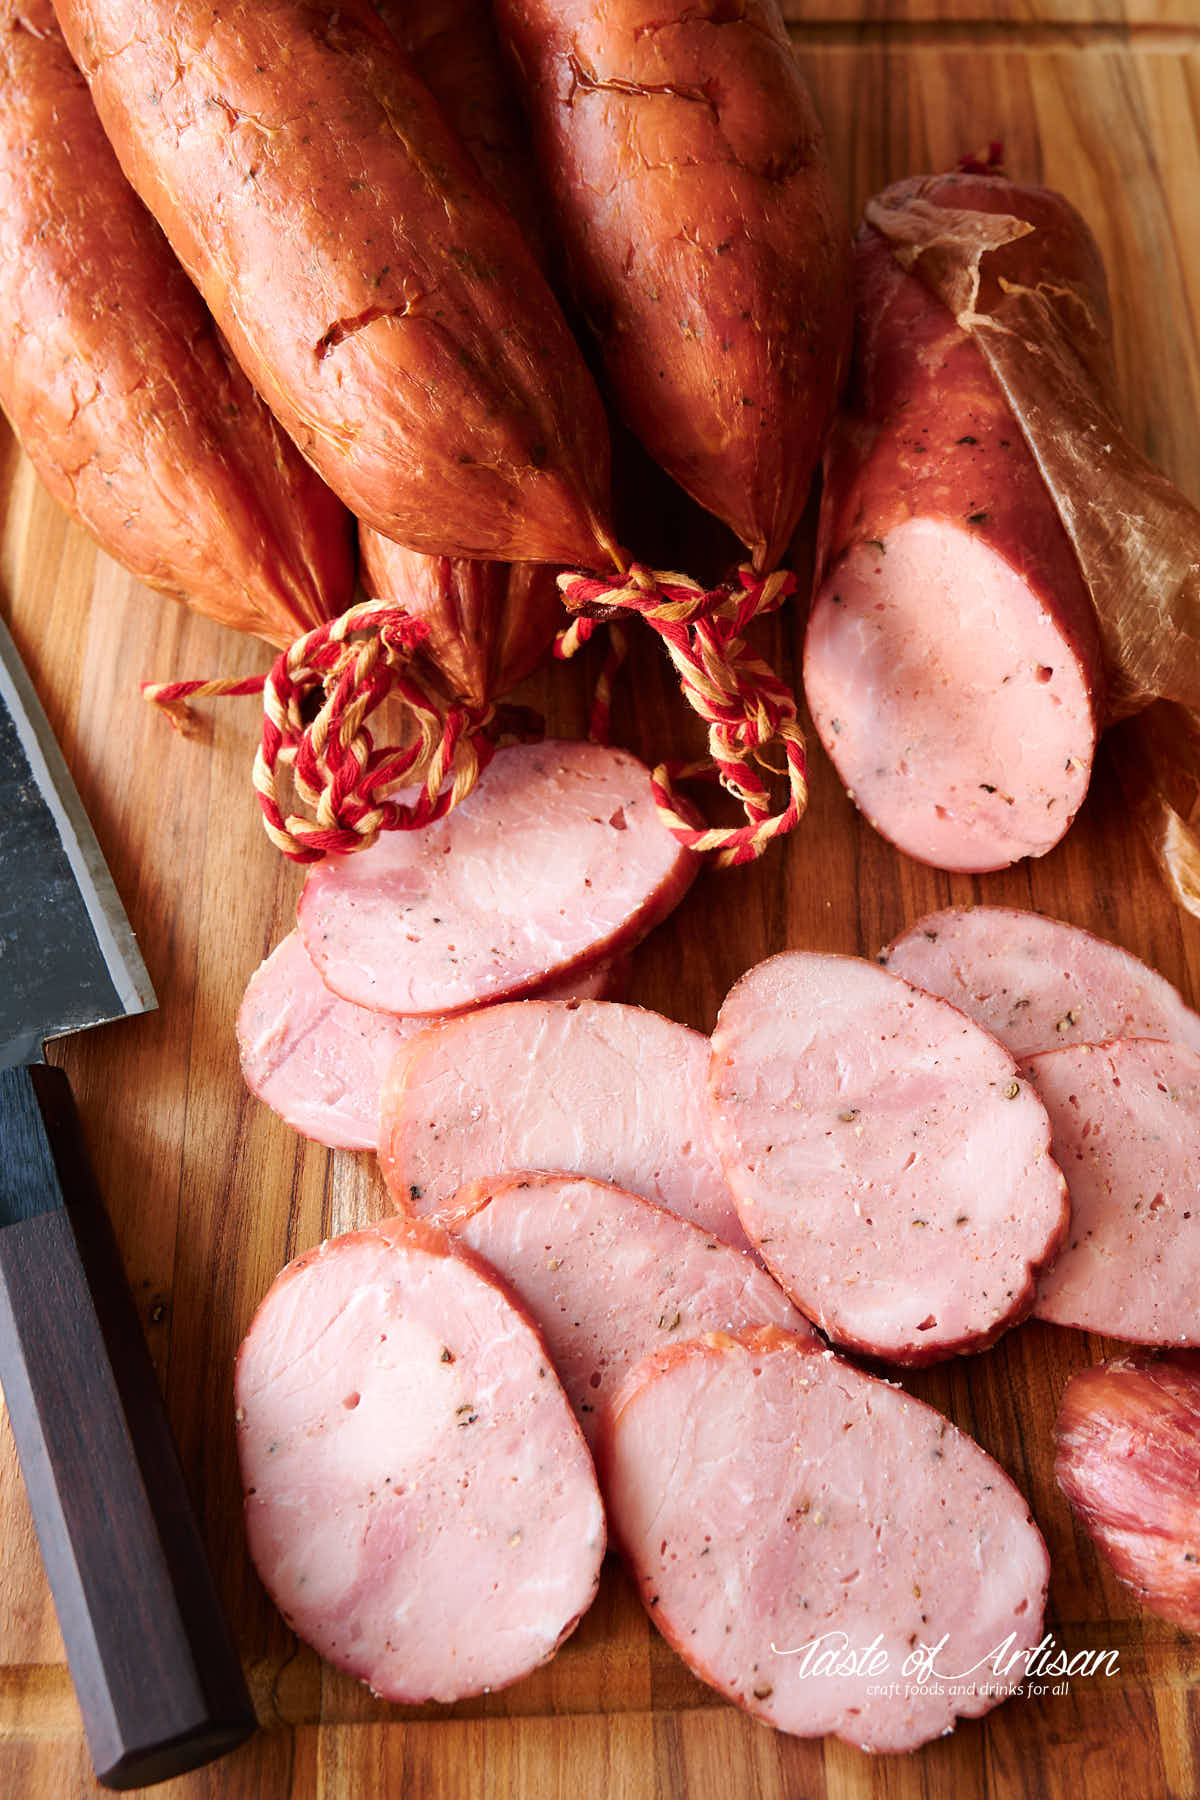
[0,0,352,644]
[1056,1353,1200,1632]
[495,0,852,571]
[54,0,616,567]
[361,0,563,701]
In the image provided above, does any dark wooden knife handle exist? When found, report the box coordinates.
[0,1064,256,1789]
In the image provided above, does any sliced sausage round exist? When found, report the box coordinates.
[882,906,1200,1060]
[446,1174,812,1445]
[599,1325,1050,1753]
[1027,1040,1200,1343]
[379,998,747,1247]
[235,1216,605,1703]
[709,952,1068,1362]
[297,740,697,1016]
[237,930,627,1151]
[805,522,1095,872]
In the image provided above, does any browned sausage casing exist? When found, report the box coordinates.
[361,0,561,701]
[0,0,353,645]
[373,0,549,261]
[358,537,561,703]
[53,0,617,570]
[494,0,852,572]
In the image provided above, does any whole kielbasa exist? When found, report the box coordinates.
[55,0,616,567]
[494,0,852,571]
[0,0,352,644]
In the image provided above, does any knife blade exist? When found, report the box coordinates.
[0,613,256,1788]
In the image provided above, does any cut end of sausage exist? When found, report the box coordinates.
[599,1325,1050,1752]
[709,952,1069,1362]
[447,1173,811,1446]
[235,1215,605,1703]
[1028,1039,1200,1344]
[379,998,749,1249]
[804,519,1096,871]
[297,740,697,1016]
[881,906,1200,1060]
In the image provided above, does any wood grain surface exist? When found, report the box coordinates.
[1,8,1199,1799]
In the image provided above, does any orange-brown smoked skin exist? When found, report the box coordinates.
[358,539,561,704]
[362,0,561,702]
[0,0,353,646]
[816,176,1107,720]
[53,0,616,570]
[495,0,852,573]
[372,0,549,262]
[1056,1352,1200,1631]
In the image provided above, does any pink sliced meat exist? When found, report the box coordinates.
[1027,1040,1200,1343]
[538,957,630,1005]
[235,1215,605,1703]
[805,520,1095,872]
[236,930,628,1151]
[446,1174,812,1445]
[599,1325,1050,1753]
[297,740,697,1015]
[709,952,1068,1362]
[882,906,1200,1059]
[379,999,747,1249]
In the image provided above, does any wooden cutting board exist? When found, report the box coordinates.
[1,4,1198,1795]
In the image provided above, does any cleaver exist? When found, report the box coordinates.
[0,614,255,1788]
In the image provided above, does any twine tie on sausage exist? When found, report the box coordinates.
[145,565,806,869]
[554,614,629,747]
[554,562,808,868]
[143,601,506,862]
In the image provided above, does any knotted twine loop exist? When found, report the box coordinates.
[144,562,807,868]
[554,615,629,745]
[554,561,808,869]
[143,601,501,862]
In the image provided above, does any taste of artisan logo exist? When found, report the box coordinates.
[769,1630,1121,1701]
